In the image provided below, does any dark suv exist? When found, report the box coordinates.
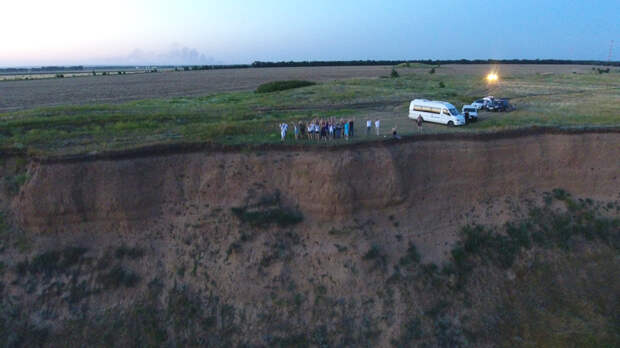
[488,99,512,112]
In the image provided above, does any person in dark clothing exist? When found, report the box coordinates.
[349,120,354,137]
[299,121,306,139]
[320,121,327,141]
[392,126,401,140]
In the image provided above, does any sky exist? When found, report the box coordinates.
[1,0,618,66]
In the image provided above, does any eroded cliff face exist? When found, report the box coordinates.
[15,132,620,258]
[1,131,619,347]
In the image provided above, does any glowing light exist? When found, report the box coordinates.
[486,73,499,82]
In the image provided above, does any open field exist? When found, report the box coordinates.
[1,64,618,156]
[0,66,397,112]
[0,64,610,112]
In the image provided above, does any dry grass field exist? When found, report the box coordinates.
[0,66,397,112]
[0,64,606,112]
[1,64,618,156]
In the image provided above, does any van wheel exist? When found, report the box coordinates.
[447,121,454,127]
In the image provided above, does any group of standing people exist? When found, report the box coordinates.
[279,118,383,142]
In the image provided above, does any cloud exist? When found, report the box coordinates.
[122,46,217,65]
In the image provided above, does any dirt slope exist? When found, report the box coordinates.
[1,130,619,347]
[15,131,620,261]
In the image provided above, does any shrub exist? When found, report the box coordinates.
[55,74,64,78]
[363,245,383,260]
[363,245,387,270]
[4,173,29,195]
[438,81,445,88]
[0,211,7,234]
[17,247,87,276]
[255,80,316,93]
[391,68,400,78]
[97,265,140,289]
[429,67,436,74]
[231,206,303,227]
[115,245,144,259]
[399,243,421,266]
[231,191,303,227]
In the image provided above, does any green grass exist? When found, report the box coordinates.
[0,71,618,156]
[444,190,619,289]
[16,247,88,276]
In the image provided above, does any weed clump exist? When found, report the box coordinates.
[363,244,387,271]
[445,189,620,287]
[399,243,421,266]
[232,207,303,227]
[17,247,88,276]
[115,245,145,259]
[97,265,140,289]
[4,173,29,196]
[255,80,316,93]
[231,191,303,227]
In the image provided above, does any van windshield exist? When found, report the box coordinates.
[448,107,459,116]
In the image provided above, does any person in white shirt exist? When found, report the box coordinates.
[366,120,372,136]
[280,123,288,142]
[307,122,314,140]
[375,119,380,136]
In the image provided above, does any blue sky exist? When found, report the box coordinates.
[1,0,618,66]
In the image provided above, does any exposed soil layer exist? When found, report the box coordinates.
[14,130,620,261]
[1,130,618,347]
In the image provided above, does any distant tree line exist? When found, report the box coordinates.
[2,59,617,74]
[179,64,252,71]
[0,66,85,73]
[251,59,619,68]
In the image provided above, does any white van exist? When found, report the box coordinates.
[408,99,466,126]
[461,105,479,122]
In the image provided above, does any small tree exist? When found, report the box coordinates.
[429,67,436,74]
[391,68,399,78]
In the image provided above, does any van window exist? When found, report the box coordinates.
[414,105,441,114]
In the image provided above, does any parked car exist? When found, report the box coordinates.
[470,99,486,110]
[487,99,513,112]
[461,105,479,122]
